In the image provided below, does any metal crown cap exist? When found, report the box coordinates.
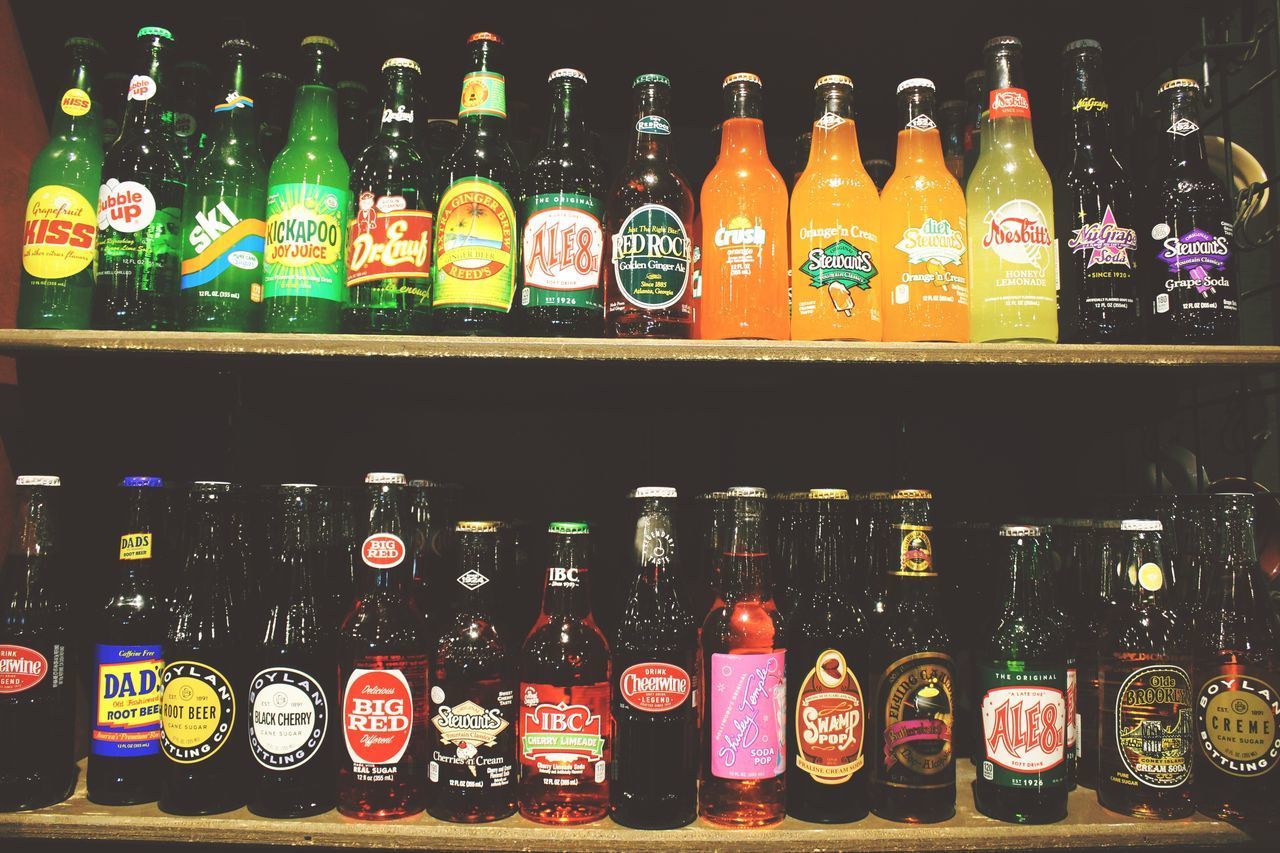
[1063,38,1102,54]
[137,26,174,41]
[456,521,500,533]
[408,479,442,487]
[364,472,407,485]
[221,38,256,51]
[66,36,104,52]
[1158,77,1200,95]
[985,35,1023,51]
[815,74,853,89]
[999,524,1043,537]
[549,68,587,83]
[301,35,339,50]
[630,486,677,499]
[808,488,849,500]
[548,521,590,534]
[121,476,164,488]
[726,486,769,498]
[634,73,671,87]
[723,72,762,88]
[696,491,732,501]
[279,483,319,489]
[1121,519,1163,531]
[382,58,421,73]
[16,475,60,487]
[889,489,933,500]
[897,77,935,94]
[468,32,502,44]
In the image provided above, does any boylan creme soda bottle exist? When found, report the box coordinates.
[262,36,350,334]
[179,39,267,332]
[19,37,103,329]
[94,27,186,331]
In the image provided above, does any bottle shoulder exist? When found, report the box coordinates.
[269,146,350,188]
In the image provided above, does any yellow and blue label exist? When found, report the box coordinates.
[92,643,164,757]
[181,216,266,290]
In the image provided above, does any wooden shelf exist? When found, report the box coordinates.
[0,764,1258,851]
[1,329,1278,368]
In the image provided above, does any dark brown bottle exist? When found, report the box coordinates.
[1077,518,1123,789]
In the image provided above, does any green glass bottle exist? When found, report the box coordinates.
[171,60,211,180]
[94,26,186,331]
[262,36,350,334]
[178,39,267,332]
[19,36,104,329]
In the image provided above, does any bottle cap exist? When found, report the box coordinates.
[16,475,60,487]
[696,490,732,501]
[137,26,174,41]
[279,483,319,489]
[889,489,933,500]
[1063,38,1102,54]
[999,524,1042,537]
[1121,519,1163,531]
[984,35,1023,51]
[121,476,164,488]
[548,521,590,534]
[221,38,256,52]
[382,57,421,73]
[1158,77,1200,95]
[1095,518,1124,529]
[338,80,367,92]
[192,481,233,486]
[723,72,762,88]
[456,520,500,533]
[468,32,502,44]
[807,488,849,500]
[408,478,442,488]
[629,486,677,499]
[65,36,104,52]
[814,74,853,89]
[866,490,893,500]
[364,472,407,484]
[1057,518,1094,528]
[896,77,935,94]
[633,73,671,88]
[725,486,768,498]
[549,68,587,83]
[965,69,985,83]
[301,35,339,50]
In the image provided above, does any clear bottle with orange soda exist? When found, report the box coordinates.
[789,75,882,341]
[699,73,789,340]
[881,79,970,342]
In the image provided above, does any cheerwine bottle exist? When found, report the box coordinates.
[966,36,1058,343]
[518,522,611,825]
[337,473,430,820]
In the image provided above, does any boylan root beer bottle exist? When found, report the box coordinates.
[518,522,611,825]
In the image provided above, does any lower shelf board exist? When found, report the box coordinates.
[0,764,1259,851]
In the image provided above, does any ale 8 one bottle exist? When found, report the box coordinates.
[967,36,1058,343]
[975,525,1067,824]
[521,69,605,337]
[19,37,103,330]
[0,476,76,811]
[790,75,882,341]
[611,488,698,829]
[428,522,517,823]
[1141,79,1239,344]
[604,74,695,338]
[94,27,185,331]
[786,489,869,823]
[87,477,169,806]
[344,58,435,335]
[179,39,267,332]
[1056,39,1140,343]
[262,36,350,334]
[881,79,970,343]
[434,33,522,335]
[700,489,787,827]
[338,473,430,820]
[699,73,789,340]
[519,522,611,824]
[1193,494,1280,820]
[1098,519,1193,818]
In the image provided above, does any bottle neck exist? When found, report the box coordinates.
[634,501,680,588]
[1207,500,1269,618]
[540,534,593,619]
[1002,533,1044,615]
[719,115,766,160]
[1063,57,1111,151]
[212,53,257,146]
[357,486,408,595]
[1123,530,1173,609]
[545,79,584,149]
[121,40,169,133]
[986,48,1036,152]
[289,82,339,145]
[1161,90,1208,166]
[809,89,860,164]
[11,488,56,561]
[181,497,231,601]
[896,93,944,165]
[275,493,319,605]
[454,531,499,614]
[115,486,163,590]
[723,506,770,599]
[377,69,418,140]
[52,52,98,139]
[630,84,672,161]
[458,41,506,135]
[804,502,847,593]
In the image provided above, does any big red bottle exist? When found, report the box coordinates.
[518,522,611,824]
[337,473,429,820]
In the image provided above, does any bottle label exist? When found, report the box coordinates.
[181,200,266,291]
[1197,670,1280,778]
[1168,118,1200,136]
[99,179,158,234]
[343,658,428,774]
[0,643,62,694]
[127,74,156,102]
[989,87,1031,120]
[709,651,786,780]
[160,660,237,764]
[22,185,97,279]
[248,666,329,770]
[362,532,406,569]
[636,115,672,136]
[118,532,152,560]
[612,203,690,310]
[433,176,517,312]
[173,113,197,139]
[1113,663,1192,788]
[1067,205,1136,268]
[797,238,879,318]
[263,182,350,303]
[1066,666,1078,756]
[894,217,967,289]
[905,113,937,132]
[1073,97,1109,113]
[710,216,769,279]
[215,92,253,112]
[519,682,609,785]
[459,71,507,118]
[619,662,691,713]
[521,192,603,309]
[877,652,954,782]
[979,663,1065,788]
[429,682,516,790]
[1155,226,1232,297]
[60,87,91,116]
[347,194,433,288]
[91,643,164,757]
[894,524,935,577]
[980,199,1054,268]
[795,649,864,784]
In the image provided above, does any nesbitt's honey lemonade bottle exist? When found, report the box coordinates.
[790,75,882,341]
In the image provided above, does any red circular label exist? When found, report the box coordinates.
[343,668,413,766]
[361,533,406,569]
[620,662,691,713]
[0,644,48,694]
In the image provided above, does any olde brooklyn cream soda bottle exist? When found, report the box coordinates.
[967,37,1058,342]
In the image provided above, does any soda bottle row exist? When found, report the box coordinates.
[19,29,1242,345]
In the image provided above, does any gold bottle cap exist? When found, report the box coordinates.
[456,521,499,533]
[1158,78,1199,95]
[723,72,762,88]
[889,489,933,500]
[382,58,421,73]
[301,35,339,50]
[815,74,853,89]
[1120,519,1162,532]
[807,488,849,500]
